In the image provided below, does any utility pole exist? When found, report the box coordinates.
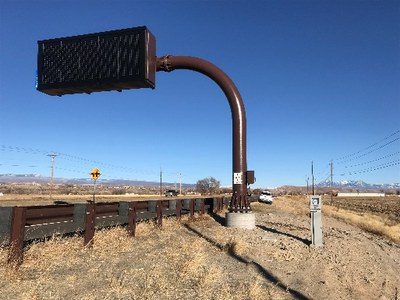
[47,153,57,199]
[311,161,315,195]
[330,160,333,203]
[179,173,182,195]
[306,176,309,195]
[159,167,163,196]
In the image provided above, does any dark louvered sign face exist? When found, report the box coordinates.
[37,26,156,96]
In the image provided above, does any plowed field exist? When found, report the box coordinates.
[327,196,400,223]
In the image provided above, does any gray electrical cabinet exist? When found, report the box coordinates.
[309,195,323,246]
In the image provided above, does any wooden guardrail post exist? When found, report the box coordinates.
[176,199,182,221]
[215,198,221,211]
[190,198,195,218]
[127,202,137,236]
[224,197,229,209]
[156,201,163,228]
[84,203,95,247]
[7,207,27,266]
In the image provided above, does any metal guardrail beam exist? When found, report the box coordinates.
[1,197,228,266]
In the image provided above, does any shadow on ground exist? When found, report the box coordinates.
[256,225,311,246]
[184,223,311,300]
[209,211,225,226]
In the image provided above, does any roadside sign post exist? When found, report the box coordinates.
[309,195,323,246]
[90,168,101,204]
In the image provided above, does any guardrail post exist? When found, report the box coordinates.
[0,207,12,246]
[224,197,229,209]
[212,198,217,212]
[176,199,182,221]
[156,201,163,228]
[7,207,27,266]
[84,203,95,247]
[190,198,195,218]
[128,202,137,237]
[73,204,86,230]
[148,201,156,213]
[216,198,221,211]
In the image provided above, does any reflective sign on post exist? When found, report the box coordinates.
[90,168,101,181]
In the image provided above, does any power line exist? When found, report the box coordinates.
[343,151,400,169]
[337,137,399,164]
[338,159,400,176]
[1,144,197,183]
[334,129,400,162]
[1,144,159,177]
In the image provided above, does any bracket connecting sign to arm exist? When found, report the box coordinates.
[157,55,250,212]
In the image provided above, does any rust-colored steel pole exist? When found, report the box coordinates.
[157,56,250,212]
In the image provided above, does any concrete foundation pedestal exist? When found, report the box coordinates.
[225,212,256,229]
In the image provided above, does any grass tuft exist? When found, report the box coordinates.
[324,205,400,243]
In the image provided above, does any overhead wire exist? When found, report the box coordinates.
[343,151,400,169]
[1,144,194,183]
[334,129,400,162]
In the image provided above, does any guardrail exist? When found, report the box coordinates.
[1,197,230,265]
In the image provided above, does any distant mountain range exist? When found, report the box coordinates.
[317,179,400,190]
[1,174,399,190]
[0,174,195,188]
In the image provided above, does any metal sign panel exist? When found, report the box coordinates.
[233,172,243,185]
[90,168,101,181]
[310,195,322,210]
[37,26,156,96]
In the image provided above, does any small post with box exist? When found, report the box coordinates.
[309,195,323,246]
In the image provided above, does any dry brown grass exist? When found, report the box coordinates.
[324,205,400,243]
[0,216,281,300]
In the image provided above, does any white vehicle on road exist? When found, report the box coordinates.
[259,190,273,204]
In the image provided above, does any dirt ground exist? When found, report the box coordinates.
[1,195,399,299]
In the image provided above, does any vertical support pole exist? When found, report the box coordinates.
[201,199,205,215]
[176,199,182,221]
[311,161,315,195]
[7,207,26,265]
[47,153,57,200]
[84,203,95,247]
[157,56,250,212]
[160,167,163,196]
[190,198,195,218]
[128,202,137,237]
[330,160,333,204]
[157,201,163,228]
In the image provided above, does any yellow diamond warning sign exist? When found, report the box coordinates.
[90,168,101,181]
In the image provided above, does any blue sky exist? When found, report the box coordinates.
[0,0,399,187]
